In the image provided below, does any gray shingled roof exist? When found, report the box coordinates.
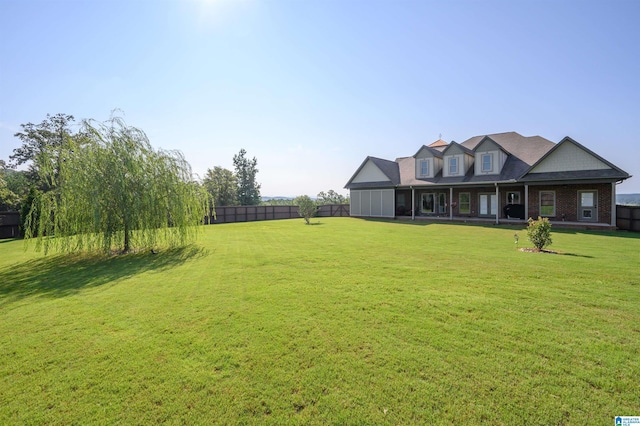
[369,157,400,184]
[412,145,444,158]
[344,156,400,189]
[461,132,555,166]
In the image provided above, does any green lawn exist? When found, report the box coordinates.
[1,218,639,424]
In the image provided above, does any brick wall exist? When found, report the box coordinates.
[527,183,612,224]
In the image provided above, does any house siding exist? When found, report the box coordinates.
[530,142,610,173]
[352,160,391,183]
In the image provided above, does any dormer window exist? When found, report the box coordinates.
[449,157,458,175]
[482,154,492,172]
[420,160,429,176]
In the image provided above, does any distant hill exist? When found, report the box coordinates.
[262,196,294,201]
[617,194,640,206]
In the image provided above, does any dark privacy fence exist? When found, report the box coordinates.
[205,204,350,224]
[616,205,640,232]
[0,211,20,239]
[0,205,350,239]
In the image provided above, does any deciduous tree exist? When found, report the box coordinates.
[317,189,348,205]
[0,161,19,211]
[10,113,77,191]
[233,149,261,206]
[203,166,238,207]
[25,116,207,254]
[295,195,318,225]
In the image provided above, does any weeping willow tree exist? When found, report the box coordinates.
[25,116,207,254]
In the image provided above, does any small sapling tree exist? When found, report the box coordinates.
[294,195,318,225]
[526,216,552,250]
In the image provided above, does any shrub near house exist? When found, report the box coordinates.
[527,216,552,250]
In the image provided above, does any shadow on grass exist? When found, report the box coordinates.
[360,217,640,239]
[0,245,207,304]
[560,252,594,258]
[0,238,21,244]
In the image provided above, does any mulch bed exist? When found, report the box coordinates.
[519,248,558,254]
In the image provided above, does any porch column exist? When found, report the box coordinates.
[449,187,453,220]
[524,184,529,220]
[495,183,499,225]
[612,182,617,227]
[411,187,415,221]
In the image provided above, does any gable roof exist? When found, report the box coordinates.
[520,136,631,182]
[441,141,474,156]
[428,139,448,148]
[413,145,443,158]
[344,156,400,189]
[473,135,509,155]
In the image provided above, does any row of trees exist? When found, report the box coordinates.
[0,113,349,251]
[202,149,261,207]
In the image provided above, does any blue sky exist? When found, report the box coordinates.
[1,0,639,196]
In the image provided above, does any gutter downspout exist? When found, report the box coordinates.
[495,183,499,225]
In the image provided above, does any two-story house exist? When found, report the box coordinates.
[345,132,631,229]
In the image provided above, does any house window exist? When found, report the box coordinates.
[481,154,492,172]
[420,160,429,177]
[449,157,458,175]
[506,191,520,204]
[539,191,556,216]
[438,193,446,214]
[459,192,470,214]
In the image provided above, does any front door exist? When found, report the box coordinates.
[479,193,497,216]
[578,191,597,222]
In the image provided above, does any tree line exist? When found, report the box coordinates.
[0,113,349,251]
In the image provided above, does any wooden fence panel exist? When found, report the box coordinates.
[0,205,352,239]
[208,204,349,225]
[617,205,640,232]
[0,211,20,239]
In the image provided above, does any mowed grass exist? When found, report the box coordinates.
[1,218,639,424]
